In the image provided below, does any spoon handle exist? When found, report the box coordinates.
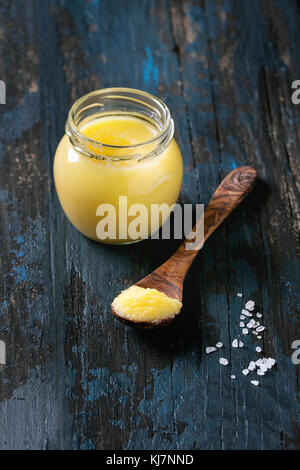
[165,166,258,274]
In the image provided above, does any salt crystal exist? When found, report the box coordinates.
[242,309,252,317]
[251,380,259,386]
[240,315,245,320]
[248,361,256,371]
[242,328,248,335]
[231,375,236,379]
[267,357,275,368]
[245,300,255,311]
[247,319,256,328]
[237,293,243,297]
[232,339,238,348]
[257,336,262,339]
[206,347,217,354]
[239,341,244,347]
[256,313,262,318]
[257,369,265,376]
[242,369,249,375]
[256,346,262,353]
[256,359,263,366]
[240,322,245,327]
[219,358,228,366]
[256,326,265,332]
[252,331,258,335]
[216,342,223,348]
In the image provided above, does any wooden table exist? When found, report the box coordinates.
[0,0,299,450]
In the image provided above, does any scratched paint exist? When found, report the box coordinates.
[143,47,158,90]
[0,91,40,155]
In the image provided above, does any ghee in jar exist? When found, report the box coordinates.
[53,88,183,244]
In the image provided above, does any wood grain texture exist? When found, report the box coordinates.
[0,0,299,450]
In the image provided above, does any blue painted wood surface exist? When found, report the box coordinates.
[0,0,300,450]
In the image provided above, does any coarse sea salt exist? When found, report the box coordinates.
[237,293,243,297]
[245,300,255,311]
[205,295,276,388]
[267,357,276,368]
[242,309,252,317]
[219,358,228,366]
[256,326,265,332]
[206,346,217,354]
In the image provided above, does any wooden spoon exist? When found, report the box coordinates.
[112,166,258,328]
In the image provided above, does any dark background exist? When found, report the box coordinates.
[0,0,300,450]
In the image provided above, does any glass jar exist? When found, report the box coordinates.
[53,88,183,244]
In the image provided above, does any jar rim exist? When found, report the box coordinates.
[66,87,173,152]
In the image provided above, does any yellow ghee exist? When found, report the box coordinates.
[112,285,182,322]
[54,115,183,243]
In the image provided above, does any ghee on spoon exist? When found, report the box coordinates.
[112,167,258,329]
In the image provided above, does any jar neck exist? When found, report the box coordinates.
[65,88,174,162]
